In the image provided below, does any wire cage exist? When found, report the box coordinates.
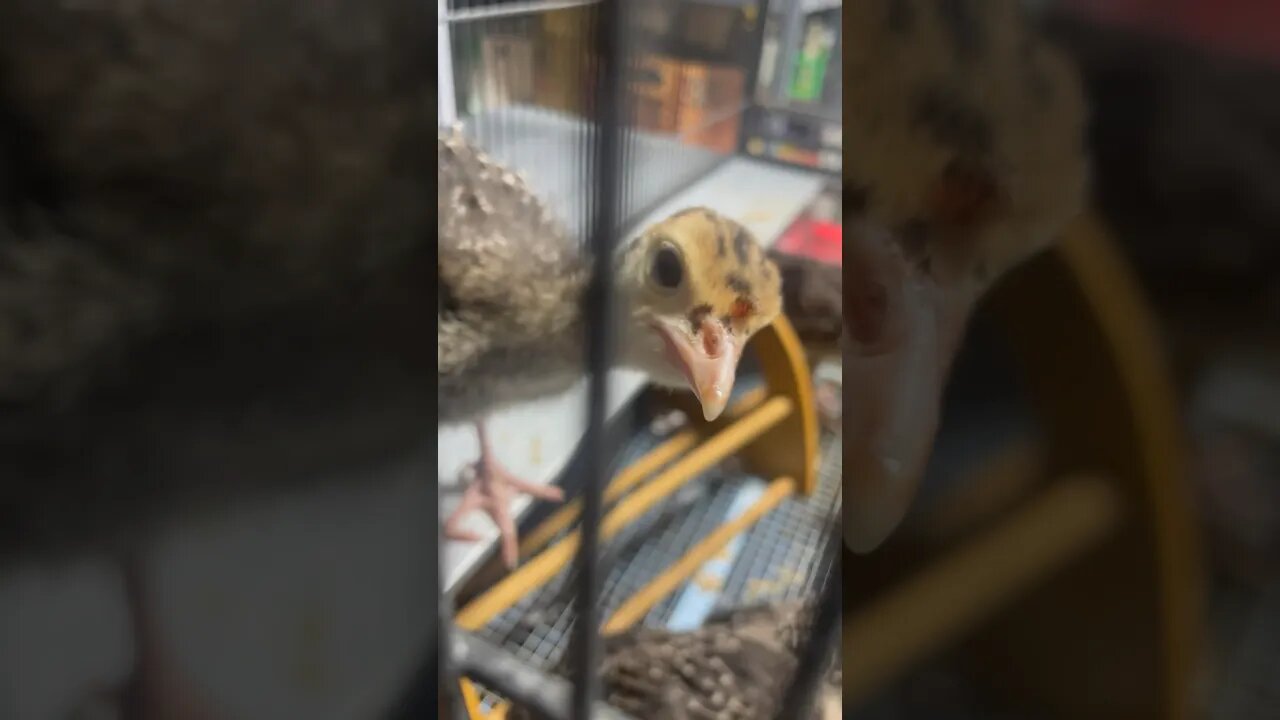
[435,0,842,718]
[438,0,771,236]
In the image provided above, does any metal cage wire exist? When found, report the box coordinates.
[434,1,841,718]
[439,0,763,237]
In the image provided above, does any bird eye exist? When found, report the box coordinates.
[650,244,684,290]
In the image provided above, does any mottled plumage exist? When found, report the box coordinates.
[845,0,1088,291]
[508,600,840,720]
[768,248,843,358]
[438,128,590,422]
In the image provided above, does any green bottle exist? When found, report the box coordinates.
[790,19,834,103]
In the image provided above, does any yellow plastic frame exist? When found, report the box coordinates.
[453,314,820,718]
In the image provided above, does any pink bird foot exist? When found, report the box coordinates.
[443,422,563,568]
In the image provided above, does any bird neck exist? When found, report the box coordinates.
[560,293,640,363]
[547,275,645,376]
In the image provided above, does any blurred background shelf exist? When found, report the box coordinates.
[741,0,841,173]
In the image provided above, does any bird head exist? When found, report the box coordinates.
[614,207,782,422]
[837,0,1090,554]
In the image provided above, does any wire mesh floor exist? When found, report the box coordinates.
[467,380,842,711]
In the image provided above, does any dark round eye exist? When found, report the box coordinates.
[650,245,684,290]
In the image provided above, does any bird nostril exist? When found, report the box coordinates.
[702,328,724,357]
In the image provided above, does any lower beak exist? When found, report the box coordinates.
[843,222,973,553]
[654,318,741,422]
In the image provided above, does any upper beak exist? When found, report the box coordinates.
[843,220,973,553]
[653,317,741,422]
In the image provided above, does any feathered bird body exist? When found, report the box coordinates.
[509,599,840,720]
[437,129,590,423]
[769,247,843,357]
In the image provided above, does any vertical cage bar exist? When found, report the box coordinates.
[620,21,638,231]
[436,523,467,720]
[569,0,628,716]
[436,4,457,716]
[738,0,773,154]
[742,0,774,109]
[773,527,842,720]
[438,0,459,127]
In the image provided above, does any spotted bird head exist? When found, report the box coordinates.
[839,0,1089,553]
[614,207,782,421]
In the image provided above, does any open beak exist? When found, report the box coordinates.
[843,221,974,553]
[652,316,741,422]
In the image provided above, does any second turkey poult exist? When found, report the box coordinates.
[506,599,841,720]
[438,130,783,567]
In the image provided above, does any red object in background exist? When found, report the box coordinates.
[775,216,842,266]
[1065,0,1280,68]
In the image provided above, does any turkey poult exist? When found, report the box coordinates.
[439,130,783,568]
[841,0,1090,551]
[507,599,841,720]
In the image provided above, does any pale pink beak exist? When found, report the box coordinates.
[653,316,741,422]
[843,222,975,553]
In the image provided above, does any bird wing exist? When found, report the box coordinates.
[437,130,585,379]
[507,600,833,720]
[769,248,844,353]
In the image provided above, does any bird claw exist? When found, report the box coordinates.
[443,455,564,568]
